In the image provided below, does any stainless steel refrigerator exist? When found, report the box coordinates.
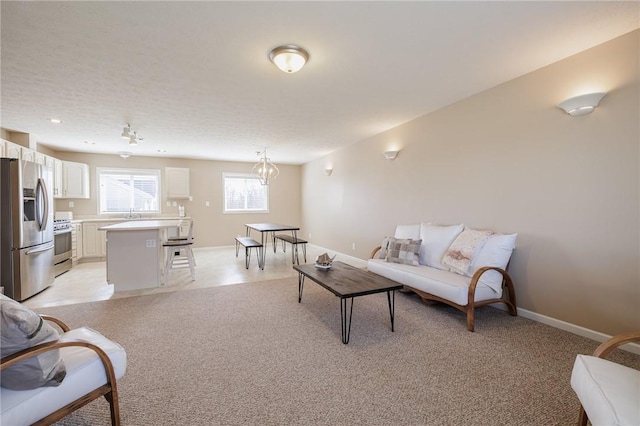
[0,158,55,301]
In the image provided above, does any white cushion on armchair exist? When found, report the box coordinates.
[570,354,640,426]
[1,326,127,426]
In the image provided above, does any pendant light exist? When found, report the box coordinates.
[252,149,279,185]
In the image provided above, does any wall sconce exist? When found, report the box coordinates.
[383,150,399,160]
[559,92,606,116]
[117,152,131,159]
[324,168,333,176]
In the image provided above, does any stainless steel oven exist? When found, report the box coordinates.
[53,220,72,277]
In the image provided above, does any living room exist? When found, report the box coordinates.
[1,2,638,425]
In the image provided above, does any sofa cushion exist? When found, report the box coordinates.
[418,223,464,270]
[367,259,499,305]
[442,228,493,275]
[1,327,127,426]
[571,354,640,426]
[467,233,517,292]
[386,238,421,266]
[0,295,66,390]
[394,224,421,240]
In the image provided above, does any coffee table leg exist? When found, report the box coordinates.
[341,297,354,344]
[298,274,305,303]
[387,290,396,332]
[260,232,266,270]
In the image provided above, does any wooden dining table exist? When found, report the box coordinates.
[244,223,300,270]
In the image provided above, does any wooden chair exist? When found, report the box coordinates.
[1,315,126,425]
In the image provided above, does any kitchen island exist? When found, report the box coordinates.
[100,220,186,292]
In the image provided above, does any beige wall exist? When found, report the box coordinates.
[301,30,640,335]
[52,152,302,248]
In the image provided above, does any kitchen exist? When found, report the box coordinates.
[0,133,303,303]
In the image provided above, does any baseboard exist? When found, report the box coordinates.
[313,244,640,356]
[515,307,640,355]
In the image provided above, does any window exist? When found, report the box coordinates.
[223,173,269,213]
[97,168,161,214]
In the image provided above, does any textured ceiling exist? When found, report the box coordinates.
[1,1,638,165]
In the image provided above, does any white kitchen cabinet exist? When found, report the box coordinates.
[0,140,5,157]
[21,147,36,162]
[165,167,190,199]
[53,158,63,198]
[34,152,47,165]
[62,160,90,199]
[5,141,22,159]
[72,222,83,262]
[82,222,108,259]
[44,155,55,169]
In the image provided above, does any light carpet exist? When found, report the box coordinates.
[37,278,639,425]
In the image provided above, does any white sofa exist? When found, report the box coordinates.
[571,332,640,426]
[367,223,517,331]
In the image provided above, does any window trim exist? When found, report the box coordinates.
[222,172,269,214]
[96,167,162,216]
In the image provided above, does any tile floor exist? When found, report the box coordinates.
[24,244,334,309]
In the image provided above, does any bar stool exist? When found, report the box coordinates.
[162,220,195,283]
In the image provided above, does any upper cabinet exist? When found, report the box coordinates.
[53,158,63,198]
[165,167,190,199]
[4,141,22,159]
[62,160,90,199]
[21,147,36,162]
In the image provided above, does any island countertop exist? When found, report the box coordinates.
[99,219,186,231]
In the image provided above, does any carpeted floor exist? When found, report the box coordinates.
[38,278,639,425]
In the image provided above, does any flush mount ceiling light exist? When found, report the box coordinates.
[383,150,399,160]
[252,148,280,185]
[48,118,63,124]
[269,45,309,73]
[559,92,606,116]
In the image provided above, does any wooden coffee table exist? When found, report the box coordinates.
[293,261,403,344]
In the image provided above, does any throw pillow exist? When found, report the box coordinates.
[0,294,67,390]
[377,236,391,259]
[393,224,421,240]
[467,233,518,292]
[418,223,464,269]
[442,228,494,275]
[385,238,422,266]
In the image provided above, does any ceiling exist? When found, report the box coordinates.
[1,2,638,165]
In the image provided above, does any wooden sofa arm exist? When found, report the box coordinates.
[370,246,382,259]
[468,266,515,299]
[593,332,640,358]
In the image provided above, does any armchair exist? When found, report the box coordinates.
[570,332,640,426]
[1,315,127,426]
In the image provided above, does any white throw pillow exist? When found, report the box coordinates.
[467,233,517,292]
[419,223,464,269]
[394,224,421,240]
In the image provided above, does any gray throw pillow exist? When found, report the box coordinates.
[0,294,66,390]
[385,238,422,266]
